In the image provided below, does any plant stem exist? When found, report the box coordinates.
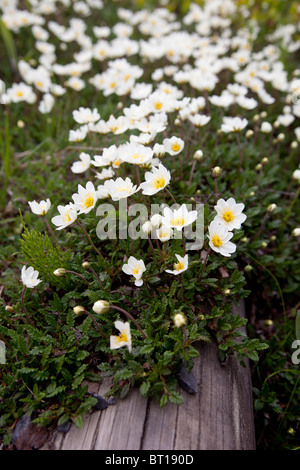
[236,132,243,174]
[21,287,35,326]
[44,216,60,247]
[84,310,106,338]
[76,219,105,262]
[110,305,147,338]
[65,270,93,289]
[189,159,197,186]
[197,247,211,283]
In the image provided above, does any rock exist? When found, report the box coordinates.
[176,364,198,394]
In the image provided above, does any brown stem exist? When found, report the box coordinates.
[110,305,147,338]
[66,270,93,289]
[84,310,106,338]
[76,220,105,261]
[197,247,211,283]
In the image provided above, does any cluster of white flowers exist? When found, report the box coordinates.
[4,0,299,354]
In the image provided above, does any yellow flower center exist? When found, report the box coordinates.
[16,91,24,97]
[211,234,223,248]
[174,261,184,271]
[153,176,166,189]
[132,266,140,275]
[222,210,234,223]
[172,143,180,152]
[63,212,72,223]
[83,194,94,208]
[171,217,185,227]
[36,80,44,88]
[117,332,128,344]
[109,82,116,89]
[154,101,162,110]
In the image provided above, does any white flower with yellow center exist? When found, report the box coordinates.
[140,163,171,196]
[71,152,91,174]
[122,256,146,287]
[165,254,188,275]
[119,142,153,166]
[208,220,236,257]
[214,198,247,231]
[72,181,98,214]
[51,203,78,230]
[105,177,139,201]
[21,266,42,289]
[28,198,51,216]
[163,136,185,156]
[72,106,100,124]
[156,225,173,242]
[110,321,132,353]
[162,204,198,232]
[221,116,248,133]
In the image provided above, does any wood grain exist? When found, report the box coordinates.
[43,302,256,450]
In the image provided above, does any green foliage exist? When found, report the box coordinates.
[20,228,72,288]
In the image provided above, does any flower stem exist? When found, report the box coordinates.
[188,159,197,186]
[44,216,60,247]
[65,270,93,289]
[197,247,211,283]
[110,305,147,338]
[76,219,105,262]
[84,310,106,338]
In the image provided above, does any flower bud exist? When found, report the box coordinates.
[292,228,300,237]
[150,213,163,229]
[193,150,203,160]
[292,169,300,181]
[261,241,268,248]
[53,268,66,276]
[267,203,277,213]
[260,121,272,133]
[244,264,253,272]
[92,300,110,314]
[73,305,85,315]
[82,262,91,269]
[246,129,254,138]
[255,163,262,171]
[173,312,187,328]
[261,157,269,165]
[212,166,221,177]
[264,319,273,326]
[277,133,285,141]
[5,305,14,312]
[142,221,152,235]
[223,288,231,296]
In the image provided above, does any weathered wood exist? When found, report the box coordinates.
[43,302,256,450]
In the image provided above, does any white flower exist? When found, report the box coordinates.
[208,220,236,257]
[72,106,100,124]
[165,254,188,275]
[21,266,42,288]
[122,256,146,287]
[71,152,91,174]
[71,181,98,214]
[110,320,132,352]
[105,177,139,201]
[213,198,247,231]
[28,198,51,216]
[162,204,198,231]
[140,163,171,196]
[119,142,153,166]
[221,116,248,133]
[163,136,185,155]
[156,224,173,242]
[69,126,88,142]
[188,114,211,127]
[51,203,78,230]
[38,93,55,114]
